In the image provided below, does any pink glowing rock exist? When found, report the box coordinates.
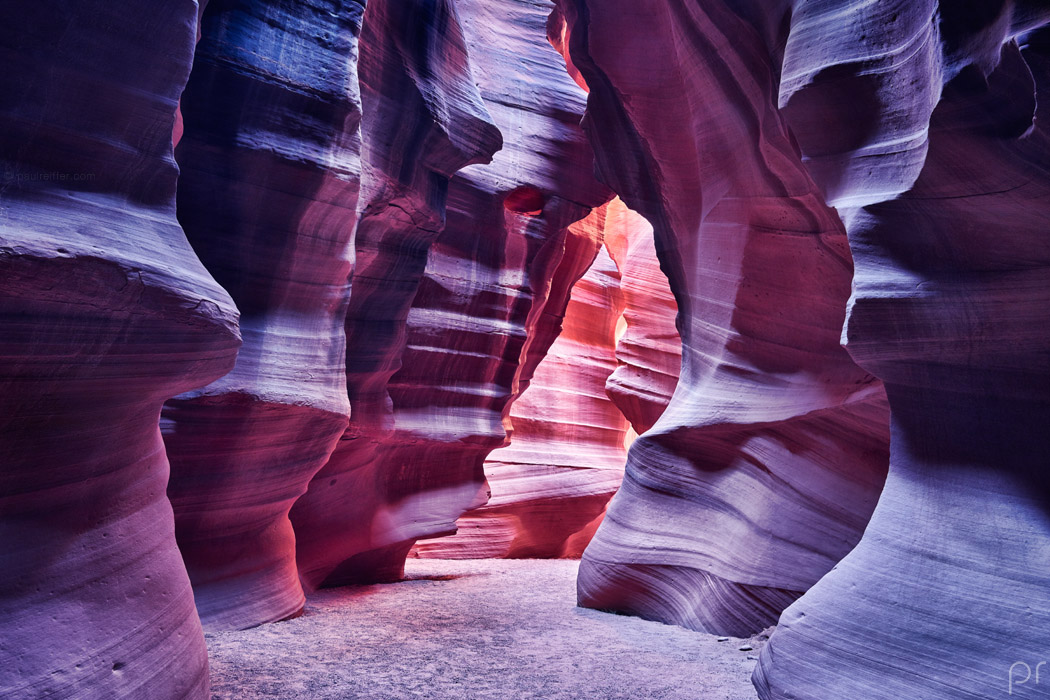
[292,0,611,587]
[413,207,630,560]
[602,197,680,435]
[561,0,891,636]
[288,0,502,588]
[159,0,363,632]
[754,9,1050,699]
[0,2,239,697]
[413,196,681,562]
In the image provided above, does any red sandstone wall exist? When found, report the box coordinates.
[5,4,1050,699]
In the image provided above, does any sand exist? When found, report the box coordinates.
[206,559,767,699]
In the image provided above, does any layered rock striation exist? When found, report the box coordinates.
[9,4,1048,699]
[0,2,239,696]
[413,196,681,561]
[755,10,1050,699]
[288,0,502,589]
[562,0,891,636]
[414,211,630,560]
[160,0,364,632]
[602,197,680,435]
[292,0,611,587]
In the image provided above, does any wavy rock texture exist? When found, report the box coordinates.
[413,196,680,561]
[413,210,629,560]
[562,0,891,636]
[159,0,365,631]
[289,0,502,589]
[755,13,1050,700]
[0,2,239,697]
[292,0,611,587]
[171,0,210,150]
[602,197,681,435]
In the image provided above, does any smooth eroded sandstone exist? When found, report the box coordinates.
[602,197,680,435]
[288,0,502,588]
[413,211,629,559]
[0,1,239,696]
[563,0,890,636]
[161,0,364,631]
[755,12,1050,699]
[292,0,611,587]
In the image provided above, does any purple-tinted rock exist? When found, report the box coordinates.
[160,0,363,632]
[0,1,239,696]
[292,0,612,587]
[561,0,890,636]
[413,208,628,560]
[755,10,1050,699]
[289,0,503,589]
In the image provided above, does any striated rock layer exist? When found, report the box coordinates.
[755,11,1050,700]
[562,0,891,636]
[289,0,502,589]
[413,196,681,561]
[0,2,239,697]
[361,194,607,567]
[602,197,680,435]
[413,213,629,560]
[292,0,611,587]
[160,0,364,632]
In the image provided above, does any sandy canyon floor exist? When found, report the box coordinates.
[206,559,767,699]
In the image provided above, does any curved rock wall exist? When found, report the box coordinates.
[602,197,680,435]
[413,208,629,560]
[562,0,891,636]
[9,3,1048,697]
[288,0,503,589]
[292,0,611,587]
[412,195,681,561]
[160,0,365,632]
[754,11,1050,700]
[0,1,239,697]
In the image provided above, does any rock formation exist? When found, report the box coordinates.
[754,11,1050,700]
[413,209,630,560]
[412,196,680,561]
[364,197,609,565]
[0,1,239,697]
[602,197,680,435]
[6,1,1050,697]
[560,0,891,637]
[159,0,363,632]
[291,0,611,588]
[286,0,501,589]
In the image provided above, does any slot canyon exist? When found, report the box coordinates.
[1,1,1048,699]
